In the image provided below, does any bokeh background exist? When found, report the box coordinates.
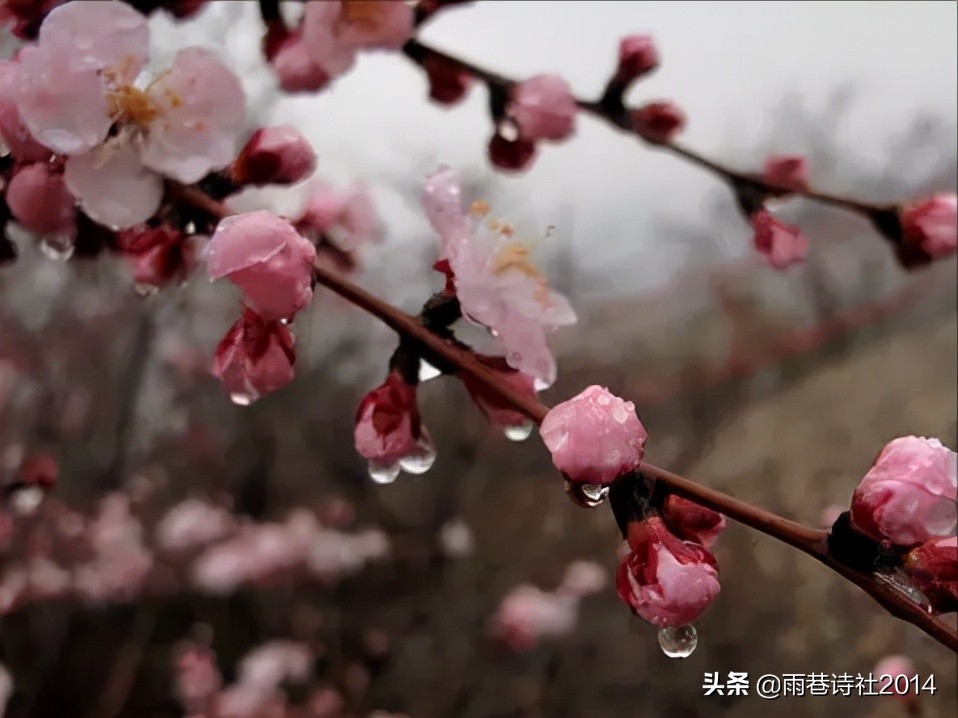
[1,1,956,717]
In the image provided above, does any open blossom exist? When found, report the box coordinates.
[851,436,957,546]
[899,193,957,261]
[211,308,296,404]
[904,536,957,613]
[232,126,317,186]
[750,210,808,269]
[762,154,809,192]
[13,2,245,228]
[4,162,75,239]
[206,211,316,322]
[539,385,648,485]
[660,494,726,549]
[354,369,434,476]
[616,517,721,628]
[507,74,577,142]
[115,223,195,290]
[422,167,576,387]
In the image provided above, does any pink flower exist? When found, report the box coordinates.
[232,126,317,186]
[154,498,237,555]
[629,100,686,143]
[904,536,957,614]
[206,211,316,322]
[0,59,51,162]
[558,560,607,599]
[16,3,245,228]
[211,308,296,404]
[616,35,659,83]
[460,355,537,430]
[354,369,434,476]
[422,167,576,387]
[851,436,957,546]
[660,494,726,549]
[750,210,808,269]
[294,183,380,270]
[490,584,578,651]
[507,74,577,142]
[616,517,721,628]
[899,193,957,261]
[115,223,195,290]
[4,162,75,239]
[539,385,647,485]
[762,154,809,192]
[173,642,222,713]
[265,27,330,93]
[487,133,537,172]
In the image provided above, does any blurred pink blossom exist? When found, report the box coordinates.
[173,642,222,714]
[539,385,647,485]
[294,183,380,271]
[762,154,810,192]
[850,436,957,546]
[507,74,577,143]
[616,34,659,83]
[899,193,957,261]
[558,560,607,598]
[629,100,686,143]
[490,584,578,651]
[750,210,809,269]
[154,498,238,555]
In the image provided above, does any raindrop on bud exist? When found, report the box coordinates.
[503,421,534,442]
[533,377,549,391]
[658,624,698,658]
[419,359,442,382]
[563,480,608,508]
[229,392,255,406]
[39,235,75,261]
[398,440,437,475]
[368,460,400,484]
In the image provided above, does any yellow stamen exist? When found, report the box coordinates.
[470,200,490,217]
[108,86,158,127]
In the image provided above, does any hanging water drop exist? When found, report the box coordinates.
[229,392,255,406]
[133,282,159,297]
[563,480,608,508]
[658,624,697,658]
[398,440,437,475]
[39,235,75,261]
[503,421,534,442]
[533,377,549,391]
[418,359,441,382]
[368,460,400,484]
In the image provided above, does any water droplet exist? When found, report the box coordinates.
[11,487,44,515]
[279,318,290,325]
[533,377,549,391]
[503,421,534,442]
[398,440,437,475]
[368,460,400,484]
[184,221,197,234]
[563,480,608,508]
[229,392,255,406]
[418,359,441,382]
[133,282,159,297]
[39,235,75,260]
[658,624,697,658]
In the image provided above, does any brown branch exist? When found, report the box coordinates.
[168,183,957,651]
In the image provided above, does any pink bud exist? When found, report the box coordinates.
[629,101,686,143]
[115,223,193,289]
[899,193,957,261]
[507,74,577,142]
[266,29,330,93]
[5,162,75,238]
[616,517,721,628]
[212,307,296,404]
[904,536,957,613]
[616,35,659,82]
[661,494,726,548]
[850,436,957,546]
[206,211,317,322]
[232,126,316,186]
[422,55,471,105]
[0,59,51,162]
[539,385,648,485]
[750,210,808,269]
[488,133,537,172]
[354,369,428,468]
[461,355,537,430]
[15,453,58,489]
[762,154,809,192]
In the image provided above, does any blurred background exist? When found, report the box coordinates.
[1,1,956,717]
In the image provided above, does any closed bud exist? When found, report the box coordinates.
[233,126,317,186]
[616,34,659,83]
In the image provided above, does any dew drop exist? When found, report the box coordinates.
[658,624,697,658]
[185,221,197,234]
[368,460,401,484]
[229,392,255,406]
[398,440,437,475]
[563,480,608,508]
[533,377,549,391]
[418,359,441,382]
[39,235,75,261]
[133,282,159,297]
[503,421,534,442]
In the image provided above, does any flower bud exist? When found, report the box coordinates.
[629,101,685,144]
[904,537,957,613]
[488,133,537,172]
[212,307,296,404]
[762,154,809,193]
[539,385,648,485]
[750,210,808,269]
[616,34,659,83]
[461,355,537,430]
[661,494,726,548]
[5,162,76,238]
[354,369,432,471]
[507,74,577,142]
[115,223,193,289]
[422,55,471,105]
[232,126,317,186]
[898,193,957,262]
[616,517,721,627]
[851,436,957,546]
